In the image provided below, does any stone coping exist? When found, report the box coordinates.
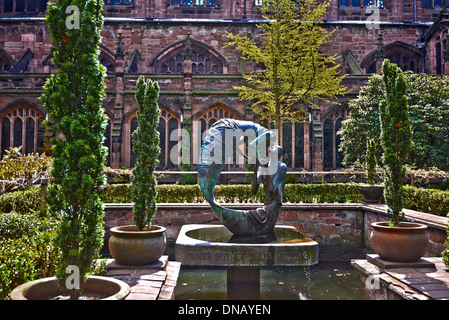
[175,224,319,267]
[104,202,449,231]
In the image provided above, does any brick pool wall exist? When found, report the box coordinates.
[103,203,448,259]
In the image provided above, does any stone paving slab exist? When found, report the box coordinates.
[367,254,436,269]
[104,256,181,300]
[352,255,449,300]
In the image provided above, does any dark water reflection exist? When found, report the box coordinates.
[175,261,365,300]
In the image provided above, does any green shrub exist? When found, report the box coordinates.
[157,184,203,203]
[403,186,449,217]
[100,183,364,204]
[0,147,52,196]
[0,188,41,214]
[0,212,61,300]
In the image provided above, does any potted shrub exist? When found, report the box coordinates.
[10,0,130,300]
[369,60,429,263]
[358,138,384,203]
[108,77,166,265]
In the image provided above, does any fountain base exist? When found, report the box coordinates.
[175,224,319,299]
[175,224,319,267]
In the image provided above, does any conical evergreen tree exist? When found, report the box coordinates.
[41,0,107,299]
[379,60,412,226]
[132,77,161,230]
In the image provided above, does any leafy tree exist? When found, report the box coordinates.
[40,0,107,299]
[379,60,412,226]
[226,0,346,130]
[132,77,161,230]
[339,73,449,171]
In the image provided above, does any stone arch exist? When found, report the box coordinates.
[321,104,348,170]
[99,45,116,73]
[192,103,243,168]
[125,105,181,169]
[0,101,46,157]
[150,37,229,74]
[361,41,422,74]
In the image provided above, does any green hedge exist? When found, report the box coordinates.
[404,186,449,217]
[0,188,41,214]
[2,183,448,217]
[100,183,364,204]
[0,212,61,300]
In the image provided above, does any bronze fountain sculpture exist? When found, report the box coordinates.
[197,119,287,238]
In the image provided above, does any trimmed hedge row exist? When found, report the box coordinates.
[404,186,449,217]
[99,182,365,204]
[1,183,448,217]
[0,188,41,215]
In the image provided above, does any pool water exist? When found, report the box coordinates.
[175,261,365,300]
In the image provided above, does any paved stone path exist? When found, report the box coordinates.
[352,255,449,300]
[104,256,181,300]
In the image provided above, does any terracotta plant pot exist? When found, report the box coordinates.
[10,276,130,300]
[369,221,429,263]
[109,225,166,265]
[358,184,384,203]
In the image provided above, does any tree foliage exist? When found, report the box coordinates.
[379,60,412,226]
[366,139,377,185]
[40,0,107,299]
[339,72,449,171]
[132,77,161,230]
[226,0,347,130]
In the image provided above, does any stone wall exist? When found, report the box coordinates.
[103,202,448,260]
[0,0,441,170]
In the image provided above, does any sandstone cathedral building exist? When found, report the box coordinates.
[1,0,448,171]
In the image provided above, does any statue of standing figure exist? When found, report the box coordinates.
[198,119,287,237]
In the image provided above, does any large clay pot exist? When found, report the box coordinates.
[358,184,384,203]
[369,221,429,263]
[10,276,130,300]
[109,225,166,265]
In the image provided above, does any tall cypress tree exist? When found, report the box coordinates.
[132,77,161,230]
[366,138,377,185]
[41,0,107,299]
[379,60,412,226]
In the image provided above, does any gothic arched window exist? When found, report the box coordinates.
[129,107,180,169]
[362,41,421,74]
[0,104,45,158]
[323,119,333,170]
[100,55,115,73]
[154,38,227,75]
[321,107,347,170]
[194,104,240,167]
